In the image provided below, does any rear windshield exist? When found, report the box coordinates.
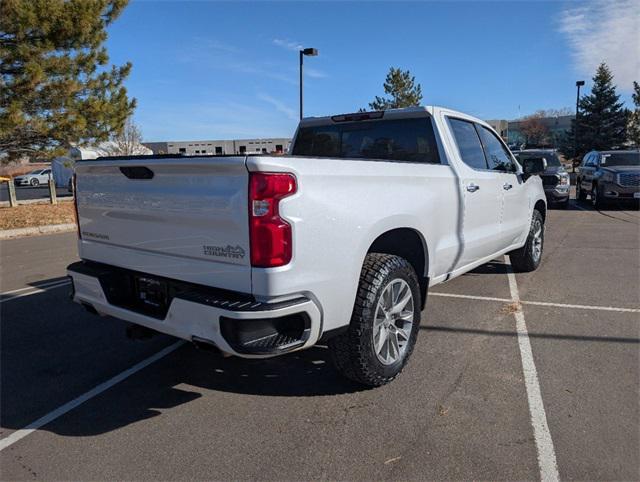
[515,151,561,167]
[601,152,640,166]
[291,118,440,164]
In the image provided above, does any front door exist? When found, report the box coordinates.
[445,117,504,269]
[475,125,530,246]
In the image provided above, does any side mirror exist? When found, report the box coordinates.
[522,157,547,179]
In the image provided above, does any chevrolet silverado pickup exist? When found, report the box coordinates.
[68,106,548,386]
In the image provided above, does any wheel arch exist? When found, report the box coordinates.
[367,227,429,309]
[534,198,546,222]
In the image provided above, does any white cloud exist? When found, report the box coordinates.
[305,67,327,79]
[258,94,297,121]
[558,0,640,91]
[273,38,303,51]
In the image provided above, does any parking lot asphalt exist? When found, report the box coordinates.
[1,200,638,480]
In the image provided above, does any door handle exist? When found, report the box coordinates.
[466,183,480,193]
[503,183,513,190]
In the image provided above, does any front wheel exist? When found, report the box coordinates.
[30,178,39,187]
[329,253,421,387]
[591,184,606,209]
[576,180,587,201]
[509,210,544,272]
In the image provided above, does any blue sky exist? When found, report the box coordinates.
[105,0,639,141]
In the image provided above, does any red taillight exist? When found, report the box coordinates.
[72,174,81,239]
[249,172,296,267]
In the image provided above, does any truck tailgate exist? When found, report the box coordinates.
[75,156,251,292]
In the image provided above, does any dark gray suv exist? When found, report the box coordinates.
[514,150,570,207]
[576,150,640,209]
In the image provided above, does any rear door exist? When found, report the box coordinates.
[445,117,504,268]
[476,125,530,247]
[75,156,252,292]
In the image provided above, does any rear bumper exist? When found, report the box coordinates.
[67,261,322,358]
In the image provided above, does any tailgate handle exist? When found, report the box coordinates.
[119,166,154,180]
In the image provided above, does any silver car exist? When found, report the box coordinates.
[13,168,52,187]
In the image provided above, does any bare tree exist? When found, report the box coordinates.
[105,118,147,155]
[520,112,550,147]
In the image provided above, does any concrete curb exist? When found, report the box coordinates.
[0,223,76,240]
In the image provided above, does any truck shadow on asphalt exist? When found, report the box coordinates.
[1,287,366,438]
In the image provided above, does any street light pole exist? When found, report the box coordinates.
[575,80,585,168]
[299,48,318,120]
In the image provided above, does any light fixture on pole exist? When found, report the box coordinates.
[299,47,318,120]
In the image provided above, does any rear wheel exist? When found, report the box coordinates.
[509,210,544,272]
[30,178,39,187]
[329,253,421,387]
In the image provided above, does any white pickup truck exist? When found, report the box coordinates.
[68,106,547,386]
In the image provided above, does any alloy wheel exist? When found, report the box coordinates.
[372,278,414,365]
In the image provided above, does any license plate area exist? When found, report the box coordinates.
[134,276,168,317]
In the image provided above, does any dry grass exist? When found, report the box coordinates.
[501,301,522,315]
[0,202,76,230]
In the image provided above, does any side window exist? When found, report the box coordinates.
[585,154,597,167]
[477,126,516,172]
[448,118,487,170]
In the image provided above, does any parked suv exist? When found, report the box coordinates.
[13,168,52,187]
[514,149,570,208]
[576,150,640,208]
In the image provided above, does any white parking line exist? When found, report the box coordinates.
[0,340,185,452]
[522,299,640,313]
[1,279,70,296]
[505,255,559,482]
[430,292,511,303]
[430,292,640,313]
[0,280,71,304]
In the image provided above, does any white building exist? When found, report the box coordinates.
[143,138,292,156]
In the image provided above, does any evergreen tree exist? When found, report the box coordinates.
[368,67,423,110]
[559,63,628,161]
[627,81,640,146]
[0,0,136,162]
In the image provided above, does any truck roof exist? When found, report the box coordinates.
[298,105,486,128]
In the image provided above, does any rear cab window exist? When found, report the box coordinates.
[291,117,441,164]
[516,151,561,168]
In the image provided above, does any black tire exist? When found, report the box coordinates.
[328,253,421,387]
[576,180,587,201]
[509,210,544,272]
[30,178,39,187]
[591,184,606,209]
